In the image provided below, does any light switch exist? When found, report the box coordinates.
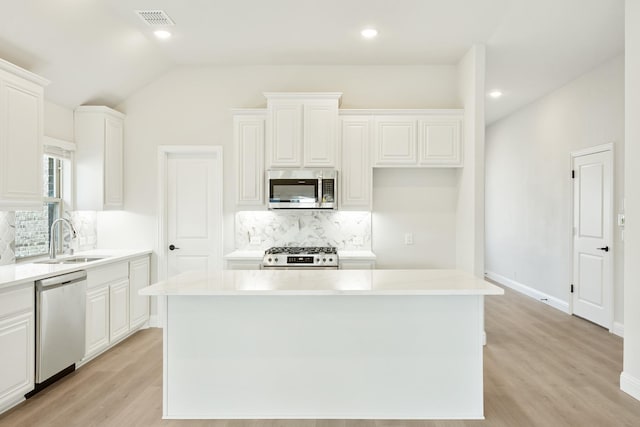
[404,233,414,245]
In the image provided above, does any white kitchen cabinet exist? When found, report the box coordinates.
[234,111,266,206]
[85,285,110,356]
[75,106,125,210]
[339,260,376,270]
[225,259,262,270]
[84,262,130,361]
[373,116,418,166]
[109,279,130,342]
[265,93,341,168]
[129,256,150,330]
[418,117,463,166]
[340,117,372,209]
[369,111,463,168]
[0,283,34,412]
[0,60,48,210]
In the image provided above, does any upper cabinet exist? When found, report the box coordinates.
[369,110,464,167]
[233,110,266,207]
[75,106,125,210]
[340,116,372,209]
[0,59,49,210]
[265,93,341,168]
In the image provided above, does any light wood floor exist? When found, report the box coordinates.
[2,287,640,427]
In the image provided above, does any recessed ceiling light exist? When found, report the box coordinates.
[361,28,378,39]
[489,90,503,98]
[154,30,172,40]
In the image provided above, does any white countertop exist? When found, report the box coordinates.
[141,269,503,296]
[224,249,376,261]
[0,249,152,290]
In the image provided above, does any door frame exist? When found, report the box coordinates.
[157,145,224,282]
[569,142,614,330]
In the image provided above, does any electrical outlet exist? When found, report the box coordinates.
[353,236,364,245]
[250,236,262,245]
[404,233,414,245]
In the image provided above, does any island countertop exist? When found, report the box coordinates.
[141,269,504,296]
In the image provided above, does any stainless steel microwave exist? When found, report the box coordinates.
[267,169,337,210]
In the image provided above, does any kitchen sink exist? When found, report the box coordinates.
[35,256,107,265]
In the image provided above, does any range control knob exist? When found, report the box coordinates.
[323,258,326,262]
[329,258,333,262]
[268,258,272,263]
[315,257,320,263]
[274,257,279,262]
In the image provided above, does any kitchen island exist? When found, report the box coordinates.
[141,269,503,420]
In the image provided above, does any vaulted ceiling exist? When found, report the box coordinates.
[0,0,624,123]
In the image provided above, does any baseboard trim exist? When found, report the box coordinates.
[612,322,624,337]
[621,372,640,401]
[485,271,569,314]
[148,314,160,328]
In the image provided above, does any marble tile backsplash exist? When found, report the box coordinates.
[235,211,371,250]
[0,210,97,264]
[0,212,16,265]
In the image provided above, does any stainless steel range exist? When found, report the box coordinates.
[262,247,339,269]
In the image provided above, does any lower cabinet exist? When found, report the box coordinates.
[0,283,34,413]
[85,286,110,356]
[83,256,150,363]
[339,260,376,270]
[225,259,262,270]
[109,279,130,342]
[129,256,150,330]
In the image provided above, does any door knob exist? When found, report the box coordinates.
[597,246,609,252]
[169,244,180,251]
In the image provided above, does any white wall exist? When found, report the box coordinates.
[44,100,74,141]
[485,55,625,323]
[372,168,458,268]
[99,65,460,281]
[621,0,640,402]
[456,45,486,277]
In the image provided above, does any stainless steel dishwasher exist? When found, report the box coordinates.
[34,271,87,388]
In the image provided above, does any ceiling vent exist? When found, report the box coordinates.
[135,10,175,26]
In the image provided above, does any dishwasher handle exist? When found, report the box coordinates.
[37,271,87,290]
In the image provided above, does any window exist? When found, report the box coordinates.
[14,156,64,258]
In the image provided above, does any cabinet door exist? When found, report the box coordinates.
[104,117,124,208]
[341,117,371,209]
[85,286,110,357]
[339,260,376,270]
[225,260,262,270]
[235,115,265,205]
[110,279,130,342]
[0,73,43,209]
[373,117,417,165]
[418,117,463,166]
[129,257,150,330]
[303,101,338,167]
[0,312,34,409]
[267,102,303,167]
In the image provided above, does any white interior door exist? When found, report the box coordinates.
[166,151,223,278]
[572,148,612,328]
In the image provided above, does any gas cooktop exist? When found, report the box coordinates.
[262,246,339,268]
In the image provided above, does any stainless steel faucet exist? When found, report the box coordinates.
[49,218,78,259]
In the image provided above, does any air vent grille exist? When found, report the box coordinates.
[136,10,175,26]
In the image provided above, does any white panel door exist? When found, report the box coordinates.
[0,312,34,408]
[85,286,109,357]
[167,152,223,277]
[129,257,150,329]
[572,149,612,328]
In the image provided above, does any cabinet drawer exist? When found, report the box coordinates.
[87,262,128,288]
[0,283,34,318]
